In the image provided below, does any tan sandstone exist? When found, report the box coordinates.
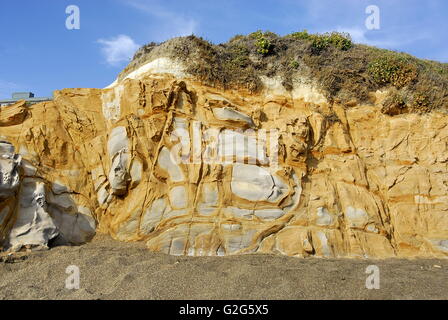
[0,60,447,259]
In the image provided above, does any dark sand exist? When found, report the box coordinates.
[0,235,446,300]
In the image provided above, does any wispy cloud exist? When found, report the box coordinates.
[97,34,140,66]
[274,1,428,51]
[334,27,399,48]
[333,26,431,50]
[124,0,198,41]
[0,80,26,99]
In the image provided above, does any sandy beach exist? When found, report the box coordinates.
[0,235,446,300]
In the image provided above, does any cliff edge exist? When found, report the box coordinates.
[0,32,447,258]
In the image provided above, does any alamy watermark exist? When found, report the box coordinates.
[365,5,380,30]
[66,5,80,30]
[65,265,80,290]
[365,265,380,289]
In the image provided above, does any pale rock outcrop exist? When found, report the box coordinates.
[107,126,130,195]
[7,178,59,250]
[0,141,21,200]
[231,164,288,202]
[0,141,96,250]
[212,107,254,126]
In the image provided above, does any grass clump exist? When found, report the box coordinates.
[309,32,352,53]
[288,30,352,53]
[289,60,300,70]
[326,32,353,51]
[381,91,408,115]
[289,30,311,40]
[411,92,431,111]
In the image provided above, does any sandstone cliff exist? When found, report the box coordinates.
[0,34,447,258]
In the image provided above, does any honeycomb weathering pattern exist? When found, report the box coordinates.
[0,71,447,258]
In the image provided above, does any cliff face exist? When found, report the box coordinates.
[0,58,447,258]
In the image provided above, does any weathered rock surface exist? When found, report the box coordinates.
[0,60,447,258]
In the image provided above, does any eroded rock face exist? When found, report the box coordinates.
[0,141,21,200]
[0,70,447,258]
[8,177,59,250]
[0,136,96,250]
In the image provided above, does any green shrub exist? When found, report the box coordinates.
[256,37,271,55]
[289,30,310,40]
[368,55,418,87]
[250,30,273,55]
[248,30,264,40]
[289,31,353,54]
[310,34,331,54]
[327,32,352,50]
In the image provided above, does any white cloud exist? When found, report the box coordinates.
[124,0,198,41]
[333,27,412,49]
[335,27,393,47]
[0,80,25,99]
[97,35,140,66]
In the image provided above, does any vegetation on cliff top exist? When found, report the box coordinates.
[119,31,448,114]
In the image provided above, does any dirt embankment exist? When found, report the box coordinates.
[119,32,448,114]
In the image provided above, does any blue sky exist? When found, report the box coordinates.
[0,0,447,99]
